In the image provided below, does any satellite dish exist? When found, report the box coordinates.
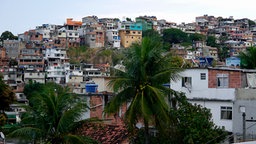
[0,132,5,139]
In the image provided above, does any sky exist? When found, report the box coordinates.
[1,0,256,35]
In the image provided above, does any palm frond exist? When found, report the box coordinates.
[8,127,44,140]
[64,134,98,144]
[57,102,87,133]
[105,86,135,113]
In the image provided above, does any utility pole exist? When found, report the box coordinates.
[242,112,246,142]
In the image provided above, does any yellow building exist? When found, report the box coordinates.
[119,30,142,48]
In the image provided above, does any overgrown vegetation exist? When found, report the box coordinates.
[133,93,228,144]
[10,82,98,144]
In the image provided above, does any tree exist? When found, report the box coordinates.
[248,19,256,27]
[174,94,228,144]
[0,74,15,113]
[142,29,160,38]
[105,36,182,144]
[206,36,218,47]
[239,47,256,69]
[218,46,229,62]
[217,35,230,61]
[23,81,45,100]
[188,33,206,42]
[0,31,18,44]
[132,93,227,144]
[162,28,188,45]
[9,82,97,144]
[126,17,132,22]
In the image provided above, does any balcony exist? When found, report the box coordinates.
[19,62,44,66]
[47,73,66,78]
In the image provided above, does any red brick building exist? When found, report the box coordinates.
[0,47,9,67]
[208,68,245,88]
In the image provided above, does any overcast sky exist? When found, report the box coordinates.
[1,0,256,35]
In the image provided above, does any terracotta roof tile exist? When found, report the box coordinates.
[77,123,129,144]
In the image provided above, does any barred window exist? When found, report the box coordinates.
[221,106,232,120]
[200,73,206,80]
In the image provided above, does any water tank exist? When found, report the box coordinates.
[85,83,98,93]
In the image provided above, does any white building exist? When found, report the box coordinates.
[24,68,45,84]
[106,29,121,48]
[170,68,234,132]
[171,67,256,143]
[44,48,70,84]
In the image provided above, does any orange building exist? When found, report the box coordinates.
[65,18,82,30]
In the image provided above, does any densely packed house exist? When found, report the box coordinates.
[1,14,256,142]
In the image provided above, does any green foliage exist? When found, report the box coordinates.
[67,46,91,64]
[170,56,192,68]
[248,19,256,27]
[23,81,45,100]
[218,46,229,62]
[126,17,132,21]
[163,28,188,44]
[9,82,97,144]
[180,42,191,47]
[143,29,172,51]
[105,36,182,143]
[189,33,206,42]
[142,29,160,38]
[133,93,227,144]
[163,29,205,46]
[0,113,7,126]
[174,95,227,144]
[0,31,18,44]
[98,49,112,57]
[0,75,16,112]
[206,36,218,47]
[111,49,126,66]
[239,47,256,69]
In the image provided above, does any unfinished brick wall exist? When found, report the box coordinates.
[90,95,126,125]
[208,69,242,88]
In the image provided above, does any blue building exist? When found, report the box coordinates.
[129,23,142,31]
[226,57,240,67]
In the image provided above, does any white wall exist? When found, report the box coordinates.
[171,68,235,132]
[192,100,233,132]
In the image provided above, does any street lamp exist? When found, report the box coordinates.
[240,106,246,142]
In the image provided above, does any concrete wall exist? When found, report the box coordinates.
[171,68,235,132]
[233,89,256,141]
[119,30,142,48]
[191,100,233,132]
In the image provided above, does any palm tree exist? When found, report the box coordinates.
[239,46,256,69]
[105,37,182,144]
[9,83,96,144]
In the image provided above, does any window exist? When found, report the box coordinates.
[200,73,206,80]
[217,74,228,88]
[221,106,232,120]
[182,77,192,88]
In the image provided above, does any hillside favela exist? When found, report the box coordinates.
[1,14,256,144]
